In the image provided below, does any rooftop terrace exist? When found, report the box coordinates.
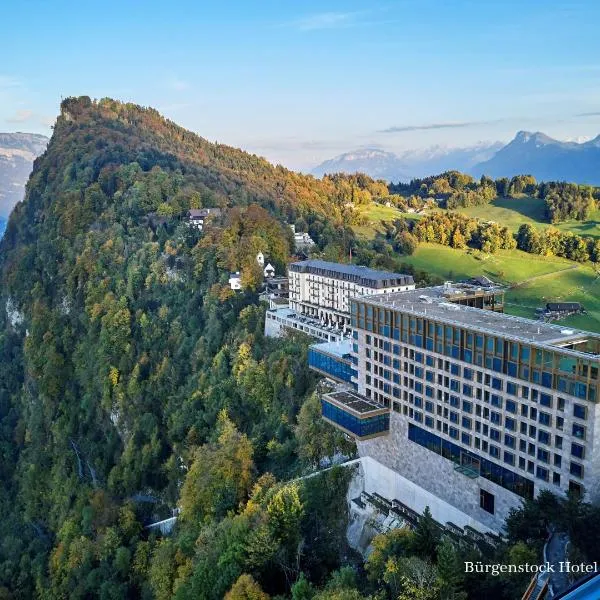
[356,285,600,358]
[309,338,354,359]
[323,389,389,416]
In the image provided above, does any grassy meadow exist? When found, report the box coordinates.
[454,197,600,238]
[353,202,419,238]
[398,243,600,332]
[352,201,600,332]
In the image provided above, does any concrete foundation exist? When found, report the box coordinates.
[357,412,526,532]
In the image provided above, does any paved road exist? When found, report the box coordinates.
[546,532,570,597]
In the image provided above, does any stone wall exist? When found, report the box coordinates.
[357,412,526,532]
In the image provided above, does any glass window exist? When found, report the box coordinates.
[571,443,585,459]
[572,424,586,440]
[480,489,495,514]
[539,412,551,427]
[570,462,584,479]
[538,430,551,445]
[536,466,549,481]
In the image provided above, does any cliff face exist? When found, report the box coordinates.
[0,131,48,216]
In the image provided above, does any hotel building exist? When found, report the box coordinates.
[288,260,415,331]
[265,260,414,342]
[320,283,600,531]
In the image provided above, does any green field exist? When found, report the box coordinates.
[354,197,600,240]
[353,202,419,238]
[454,197,600,238]
[352,201,600,332]
[399,243,600,332]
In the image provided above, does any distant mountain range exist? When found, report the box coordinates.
[311,143,503,182]
[0,132,49,218]
[311,132,600,185]
[471,131,600,184]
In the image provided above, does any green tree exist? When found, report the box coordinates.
[179,410,255,524]
[412,507,440,560]
[296,393,354,466]
[224,574,270,600]
[436,538,466,600]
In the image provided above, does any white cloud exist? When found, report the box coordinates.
[167,76,190,92]
[0,75,22,89]
[6,109,33,123]
[288,11,366,31]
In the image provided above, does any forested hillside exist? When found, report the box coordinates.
[0,97,435,599]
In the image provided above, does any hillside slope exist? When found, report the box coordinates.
[0,97,364,598]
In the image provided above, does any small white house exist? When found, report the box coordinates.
[229,272,242,290]
[256,251,265,267]
[264,263,275,278]
[188,209,206,230]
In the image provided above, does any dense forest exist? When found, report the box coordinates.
[2,97,599,600]
[0,97,431,599]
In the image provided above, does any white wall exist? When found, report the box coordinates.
[360,456,495,533]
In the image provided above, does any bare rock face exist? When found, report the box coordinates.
[0,132,49,217]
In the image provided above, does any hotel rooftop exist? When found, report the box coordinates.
[289,259,415,288]
[356,284,600,358]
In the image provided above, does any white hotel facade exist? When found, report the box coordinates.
[288,259,415,331]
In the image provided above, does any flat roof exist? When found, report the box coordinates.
[289,259,414,288]
[323,389,389,416]
[310,338,353,359]
[355,285,600,358]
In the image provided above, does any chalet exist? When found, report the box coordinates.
[545,302,584,316]
[289,224,315,250]
[263,263,275,278]
[187,208,222,231]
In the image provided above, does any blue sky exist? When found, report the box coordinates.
[2,0,600,169]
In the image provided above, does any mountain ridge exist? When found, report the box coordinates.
[472,130,600,184]
[311,142,502,182]
[0,131,49,217]
[312,131,600,185]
